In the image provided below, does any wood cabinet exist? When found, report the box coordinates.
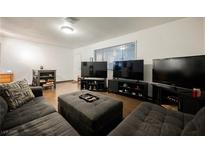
[0,73,14,83]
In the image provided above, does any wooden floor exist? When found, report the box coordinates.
[43,81,143,118]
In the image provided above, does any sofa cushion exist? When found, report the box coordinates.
[109,102,194,136]
[181,107,205,136]
[0,79,35,110]
[2,96,56,130]
[4,112,79,136]
[0,96,8,130]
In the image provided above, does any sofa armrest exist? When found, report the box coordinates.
[30,86,43,97]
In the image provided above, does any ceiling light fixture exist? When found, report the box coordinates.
[60,25,74,34]
[60,17,79,34]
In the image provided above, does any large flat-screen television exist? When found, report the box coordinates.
[81,61,107,78]
[113,60,144,80]
[153,55,205,91]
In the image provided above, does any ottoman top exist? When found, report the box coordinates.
[58,90,122,121]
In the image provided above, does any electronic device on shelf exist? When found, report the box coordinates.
[81,61,107,78]
[119,89,123,93]
[79,93,99,103]
[138,93,143,97]
[167,96,181,104]
[131,92,136,96]
[113,60,144,80]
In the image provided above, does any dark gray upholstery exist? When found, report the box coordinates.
[58,90,123,135]
[109,102,194,136]
[1,87,79,136]
[181,107,205,136]
[30,86,43,97]
[0,96,8,130]
[4,112,79,136]
[2,97,56,130]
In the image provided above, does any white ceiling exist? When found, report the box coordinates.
[0,17,182,49]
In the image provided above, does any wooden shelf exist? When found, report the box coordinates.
[32,70,56,89]
[0,73,14,83]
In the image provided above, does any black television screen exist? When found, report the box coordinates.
[81,62,107,78]
[113,60,144,80]
[153,55,205,91]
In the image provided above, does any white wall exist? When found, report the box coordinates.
[0,18,204,84]
[0,36,4,67]
[0,37,73,83]
[73,18,204,82]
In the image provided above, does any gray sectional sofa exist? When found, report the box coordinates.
[109,102,205,136]
[0,87,79,136]
[1,86,205,136]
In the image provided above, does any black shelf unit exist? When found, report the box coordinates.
[152,83,205,114]
[108,79,148,100]
[32,70,56,89]
[81,78,107,92]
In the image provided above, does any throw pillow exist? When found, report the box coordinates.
[17,79,35,101]
[0,79,35,110]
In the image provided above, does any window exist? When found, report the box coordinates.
[94,42,136,70]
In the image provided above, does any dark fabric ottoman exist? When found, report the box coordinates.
[58,90,123,136]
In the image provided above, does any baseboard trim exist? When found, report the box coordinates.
[56,80,74,83]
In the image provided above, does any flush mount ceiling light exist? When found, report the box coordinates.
[60,17,79,34]
[60,25,74,34]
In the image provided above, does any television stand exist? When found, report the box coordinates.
[152,83,205,114]
[81,78,107,92]
[108,79,148,100]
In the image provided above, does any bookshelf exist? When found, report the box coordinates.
[32,70,56,89]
